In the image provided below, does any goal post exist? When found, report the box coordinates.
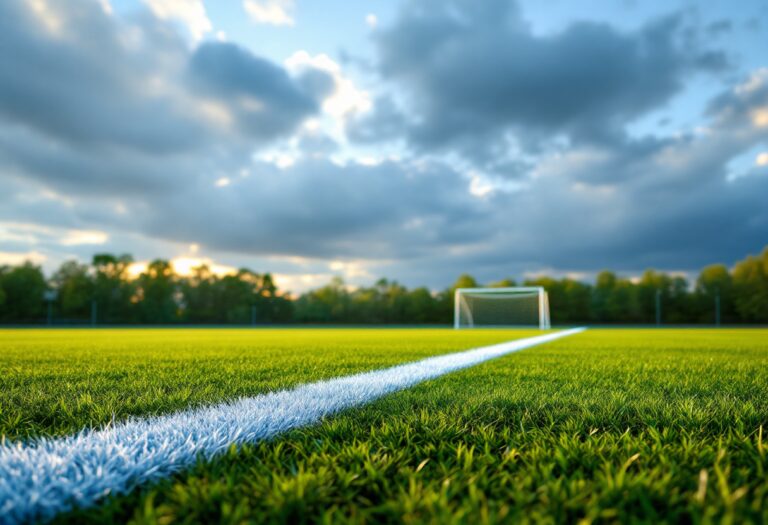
[454,287,551,329]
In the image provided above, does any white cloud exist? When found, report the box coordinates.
[142,0,212,41]
[365,14,378,28]
[243,0,294,26]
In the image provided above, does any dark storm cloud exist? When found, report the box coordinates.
[136,159,491,260]
[188,43,329,139]
[0,0,331,209]
[346,96,407,143]
[0,1,204,153]
[350,0,728,160]
[0,124,188,194]
[0,0,320,160]
[122,68,767,275]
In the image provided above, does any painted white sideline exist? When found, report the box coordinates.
[0,328,584,524]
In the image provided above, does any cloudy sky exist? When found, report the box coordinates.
[1,0,767,292]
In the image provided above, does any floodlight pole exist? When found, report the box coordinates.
[655,289,661,327]
[43,290,57,326]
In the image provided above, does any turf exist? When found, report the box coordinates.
[0,328,539,440]
[49,328,768,524]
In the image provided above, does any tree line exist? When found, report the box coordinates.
[0,246,767,325]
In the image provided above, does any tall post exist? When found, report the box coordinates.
[453,290,460,329]
[655,289,661,327]
[715,292,721,327]
[538,288,545,330]
[91,300,97,327]
[43,290,57,326]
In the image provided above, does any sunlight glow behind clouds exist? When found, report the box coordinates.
[0,250,46,265]
[128,257,237,278]
[752,107,768,127]
[285,51,371,120]
[60,230,109,246]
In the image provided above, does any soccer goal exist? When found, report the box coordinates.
[454,287,551,329]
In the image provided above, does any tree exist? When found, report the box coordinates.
[52,261,93,320]
[137,260,178,323]
[179,265,218,323]
[591,271,641,323]
[451,274,478,292]
[92,253,137,323]
[294,277,350,323]
[179,266,291,324]
[0,262,46,322]
[732,247,768,323]
[252,272,293,323]
[377,279,411,323]
[3,246,768,326]
[695,264,735,324]
[561,279,592,323]
[636,270,691,323]
[405,287,439,323]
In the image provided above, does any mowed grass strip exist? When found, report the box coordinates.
[58,329,768,524]
[0,328,540,440]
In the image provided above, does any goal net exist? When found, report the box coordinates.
[454,287,551,329]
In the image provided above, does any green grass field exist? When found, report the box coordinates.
[0,328,537,440]
[2,328,767,523]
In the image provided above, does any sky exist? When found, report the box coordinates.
[0,0,767,293]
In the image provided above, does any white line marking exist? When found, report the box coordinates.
[0,328,585,524]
